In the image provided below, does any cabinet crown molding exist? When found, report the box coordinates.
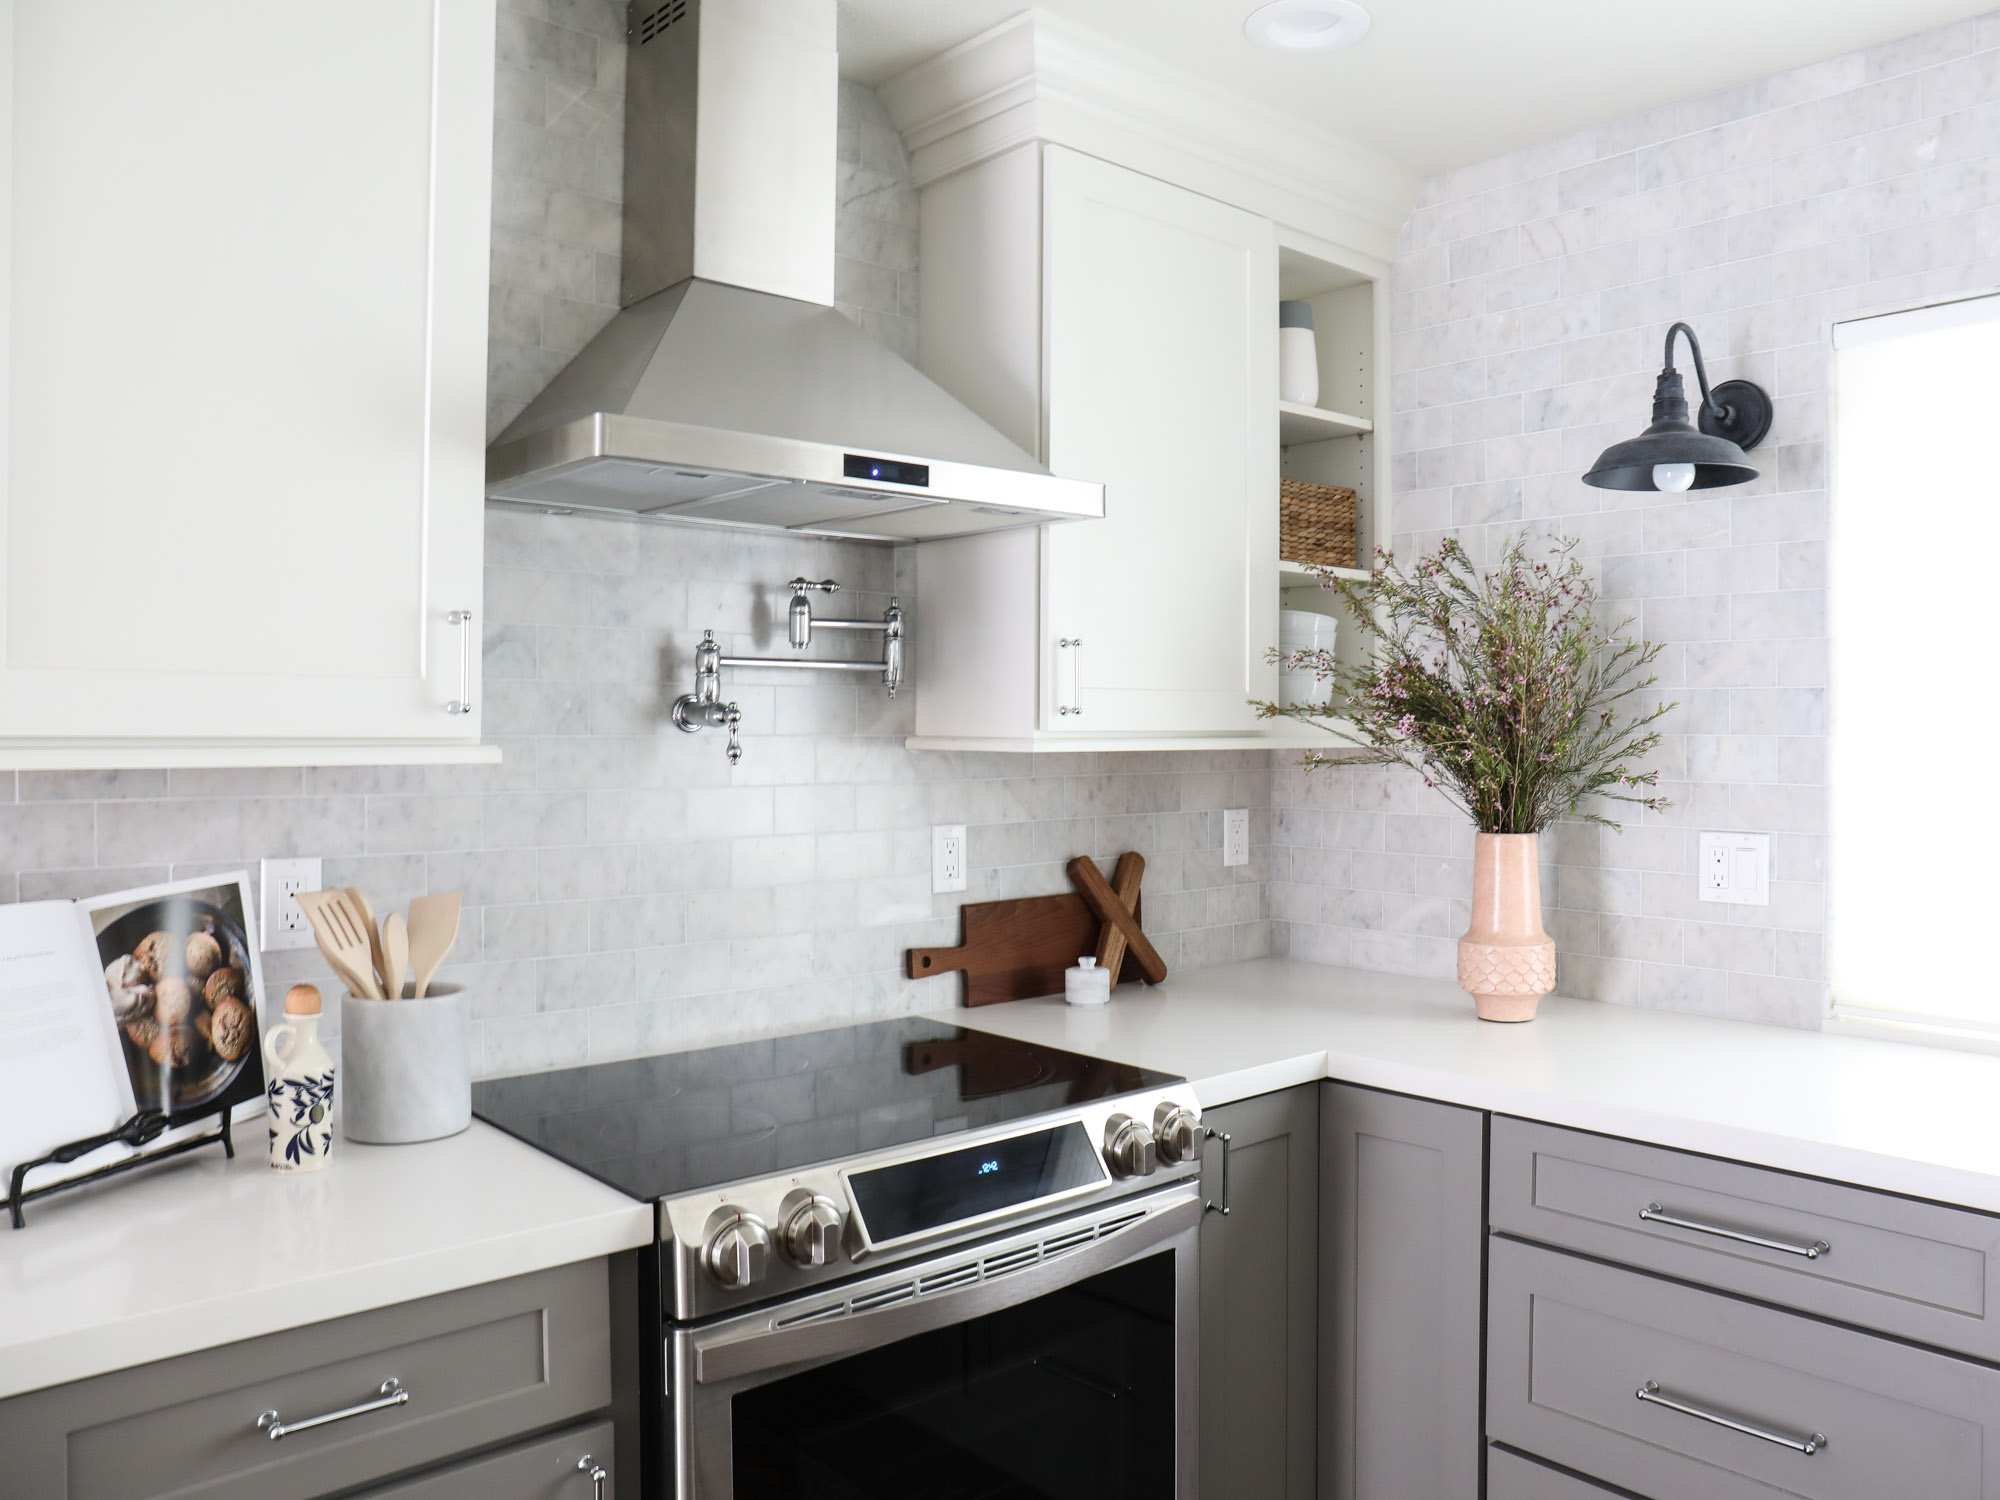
[878,9,1421,265]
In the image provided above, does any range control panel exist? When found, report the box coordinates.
[659,1089,1203,1320]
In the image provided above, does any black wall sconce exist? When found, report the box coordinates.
[1583,321,1772,491]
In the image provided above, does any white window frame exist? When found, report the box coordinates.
[1823,290,2000,1056]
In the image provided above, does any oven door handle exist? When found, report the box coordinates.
[692,1186,1200,1388]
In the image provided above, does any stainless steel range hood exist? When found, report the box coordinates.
[486,0,1101,540]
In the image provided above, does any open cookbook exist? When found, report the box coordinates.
[0,872,270,1197]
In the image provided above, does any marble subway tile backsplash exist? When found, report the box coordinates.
[0,511,1270,1076]
[1271,9,2000,1029]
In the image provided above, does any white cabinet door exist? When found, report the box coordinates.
[0,0,493,764]
[1040,146,1278,734]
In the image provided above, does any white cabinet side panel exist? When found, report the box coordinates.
[913,528,1040,740]
[915,144,1042,458]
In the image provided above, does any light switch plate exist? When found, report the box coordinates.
[1698,831,1769,906]
[931,825,967,894]
[260,856,322,950]
[1222,808,1250,868]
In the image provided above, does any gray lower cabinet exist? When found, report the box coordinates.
[354,1420,612,1499]
[1198,1086,1319,1500]
[0,1259,613,1500]
[1488,1235,2000,1500]
[1319,1081,1484,1500]
[1486,1445,1637,1499]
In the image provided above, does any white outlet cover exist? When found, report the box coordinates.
[1697,831,1769,906]
[931,824,968,895]
[1222,808,1250,868]
[260,856,323,951]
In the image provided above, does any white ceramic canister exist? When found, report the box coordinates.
[1065,956,1111,1005]
[1279,300,1319,407]
[265,983,335,1172]
[340,983,471,1145]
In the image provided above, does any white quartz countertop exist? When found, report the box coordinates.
[944,958,2000,1217]
[0,1120,652,1400]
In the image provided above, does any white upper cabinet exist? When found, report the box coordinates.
[911,145,1280,748]
[0,1,495,766]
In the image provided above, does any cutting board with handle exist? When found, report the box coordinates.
[907,892,1145,1007]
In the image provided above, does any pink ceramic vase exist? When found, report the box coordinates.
[1457,832,1556,1022]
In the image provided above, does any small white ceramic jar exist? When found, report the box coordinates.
[1065,956,1111,1006]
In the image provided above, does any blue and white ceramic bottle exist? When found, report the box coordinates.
[265,983,335,1172]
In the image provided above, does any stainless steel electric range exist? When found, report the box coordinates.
[473,1016,1208,1500]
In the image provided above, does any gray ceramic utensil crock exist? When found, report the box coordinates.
[339,983,470,1144]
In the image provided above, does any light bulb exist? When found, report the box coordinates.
[1652,462,1696,492]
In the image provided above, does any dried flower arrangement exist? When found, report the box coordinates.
[1257,534,1676,835]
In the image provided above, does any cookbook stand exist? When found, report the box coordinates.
[6,1102,236,1230]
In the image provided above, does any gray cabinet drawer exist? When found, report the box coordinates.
[0,1259,610,1500]
[1490,1116,2000,1359]
[1488,1446,1644,1500]
[356,1420,613,1499]
[1487,1237,2000,1500]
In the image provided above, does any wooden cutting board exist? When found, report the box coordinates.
[907,892,1145,1007]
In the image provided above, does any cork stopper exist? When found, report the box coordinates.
[284,983,323,1016]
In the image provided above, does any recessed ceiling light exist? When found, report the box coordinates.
[1244,0,1371,52]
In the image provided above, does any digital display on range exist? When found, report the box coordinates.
[847,1122,1106,1245]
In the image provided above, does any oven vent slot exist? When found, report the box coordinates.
[1041,1226,1099,1258]
[850,1282,918,1313]
[1097,1209,1147,1237]
[920,1264,982,1295]
[774,1302,847,1330]
[982,1245,1043,1279]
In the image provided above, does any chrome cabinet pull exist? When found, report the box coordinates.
[1640,1202,1830,1260]
[577,1453,608,1499]
[256,1378,408,1441]
[1056,637,1084,716]
[1636,1381,1826,1455]
[1203,1128,1232,1216]
[446,609,474,715]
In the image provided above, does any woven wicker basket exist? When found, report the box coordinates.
[1279,479,1358,570]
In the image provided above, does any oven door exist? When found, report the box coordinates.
[673,1181,1199,1499]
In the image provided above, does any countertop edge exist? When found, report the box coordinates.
[0,1205,654,1401]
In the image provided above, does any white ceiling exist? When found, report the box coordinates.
[836,0,1993,176]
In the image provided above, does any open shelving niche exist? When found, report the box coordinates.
[1266,233,1388,750]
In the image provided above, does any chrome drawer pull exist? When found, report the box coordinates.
[1203,1128,1232,1216]
[446,608,474,716]
[1640,1202,1830,1260]
[1636,1381,1826,1455]
[256,1377,408,1441]
[577,1453,608,1499]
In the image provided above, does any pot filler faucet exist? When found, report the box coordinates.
[672,578,904,763]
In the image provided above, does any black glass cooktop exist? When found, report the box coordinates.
[471,1016,1176,1206]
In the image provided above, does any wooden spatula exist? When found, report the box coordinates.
[407,891,461,1000]
[346,886,388,996]
[295,888,381,999]
[381,912,410,1001]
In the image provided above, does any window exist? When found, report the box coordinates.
[1830,294,2000,1036]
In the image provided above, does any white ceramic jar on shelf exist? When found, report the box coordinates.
[1279,300,1319,406]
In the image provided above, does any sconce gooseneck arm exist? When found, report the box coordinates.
[1663,321,1722,420]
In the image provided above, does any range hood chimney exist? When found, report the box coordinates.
[486,0,1102,540]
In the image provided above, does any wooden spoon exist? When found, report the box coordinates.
[346,886,388,996]
[295,888,381,999]
[407,891,462,1000]
[381,912,410,1001]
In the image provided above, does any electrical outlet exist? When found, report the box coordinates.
[260,857,323,951]
[1222,808,1250,868]
[931,825,967,894]
[1697,831,1769,906]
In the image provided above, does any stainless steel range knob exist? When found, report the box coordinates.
[703,1209,771,1289]
[1104,1113,1158,1179]
[1154,1103,1203,1165]
[778,1193,844,1268]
